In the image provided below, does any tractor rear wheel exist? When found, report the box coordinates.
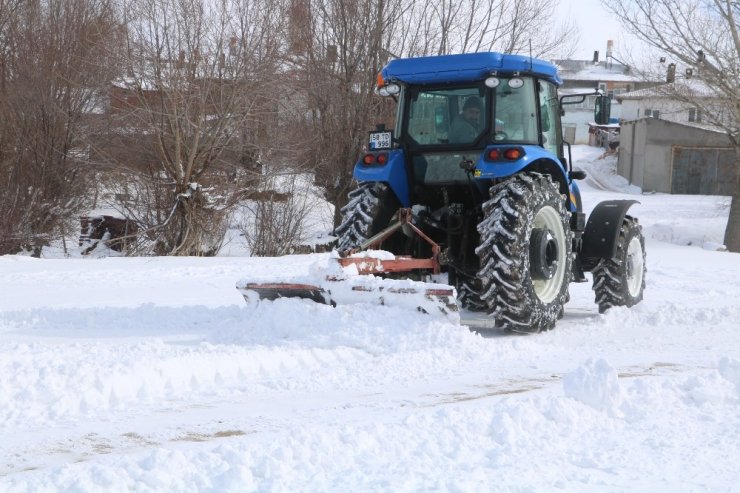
[475,172,573,333]
[334,182,400,254]
[592,217,646,313]
[456,280,487,312]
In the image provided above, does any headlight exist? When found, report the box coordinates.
[484,76,500,88]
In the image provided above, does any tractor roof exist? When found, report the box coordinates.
[380,52,562,86]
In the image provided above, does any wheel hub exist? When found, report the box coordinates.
[530,228,559,280]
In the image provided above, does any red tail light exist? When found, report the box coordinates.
[503,148,523,160]
[484,147,525,162]
[362,152,389,165]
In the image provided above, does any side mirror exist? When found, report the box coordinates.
[569,170,587,180]
[594,95,611,125]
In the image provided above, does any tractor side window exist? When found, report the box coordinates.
[407,87,485,145]
[494,78,538,143]
[539,81,561,156]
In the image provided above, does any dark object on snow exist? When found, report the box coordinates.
[79,215,138,254]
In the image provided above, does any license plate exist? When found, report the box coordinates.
[369,131,392,150]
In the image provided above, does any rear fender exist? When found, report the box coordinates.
[474,145,566,181]
[353,149,410,207]
[581,200,640,270]
[475,145,575,208]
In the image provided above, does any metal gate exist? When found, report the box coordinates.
[671,146,735,195]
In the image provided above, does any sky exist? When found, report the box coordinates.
[558,0,628,60]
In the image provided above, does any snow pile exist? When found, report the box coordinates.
[211,297,470,353]
[576,153,642,195]
[718,357,740,392]
[563,358,622,414]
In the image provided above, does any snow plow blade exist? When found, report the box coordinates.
[237,211,459,322]
[239,283,331,304]
[237,268,459,322]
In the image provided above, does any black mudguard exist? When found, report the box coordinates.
[580,200,639,271]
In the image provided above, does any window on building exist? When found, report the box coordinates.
[644,109,660,118]
[688,108,702,123]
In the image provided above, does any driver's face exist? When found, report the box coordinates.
[463,107,480,125]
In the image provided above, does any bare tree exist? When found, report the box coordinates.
[392,0,578,58]
[0,0,122,255]
[285,0,403,227]
[602,0,740,251]
[238,174,315,256]
[109,0,287,256]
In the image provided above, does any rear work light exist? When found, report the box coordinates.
[362,152,389,165]
[485,147,525,162]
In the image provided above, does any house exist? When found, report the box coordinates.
[553,42,654,144]
[616,79,731,127]
[615,79,736,195]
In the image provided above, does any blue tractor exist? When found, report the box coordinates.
[331,52,646,332]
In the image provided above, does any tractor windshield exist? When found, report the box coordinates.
[402,77,543,147]
[401,76,559,185]
[493,77,539,144]
[406,87,487,146]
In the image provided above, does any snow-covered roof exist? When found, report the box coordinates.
[622,116,727,135]
[552,59,642,83]
[617,79,719,101]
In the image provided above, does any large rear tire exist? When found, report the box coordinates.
[475,172,573,333]
[334,182,400,254]
[457,280,487,312]
[592,217,646,313]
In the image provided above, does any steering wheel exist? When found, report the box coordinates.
[494,131,509,141]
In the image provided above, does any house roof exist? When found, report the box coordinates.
[616,79,717,101]
[623,116,728,135]
[552,59,642,83]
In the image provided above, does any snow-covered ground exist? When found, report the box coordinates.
[1,146,739,492]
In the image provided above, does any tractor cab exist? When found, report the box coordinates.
[362,53,571,211]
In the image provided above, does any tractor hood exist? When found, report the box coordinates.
[380,52,562,86]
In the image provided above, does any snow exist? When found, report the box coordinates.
[2,146,739,491]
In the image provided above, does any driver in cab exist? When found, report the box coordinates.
[449,96,482,143]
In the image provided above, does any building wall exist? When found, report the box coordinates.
[620,97,716,125]
[619,118,732,193]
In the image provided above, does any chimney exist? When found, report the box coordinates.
[606,40,614,59]
[667,63,676,83]
[593,51,599,63]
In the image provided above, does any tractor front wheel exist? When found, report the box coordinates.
[475,172,573,333]
[592,217,646,313]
